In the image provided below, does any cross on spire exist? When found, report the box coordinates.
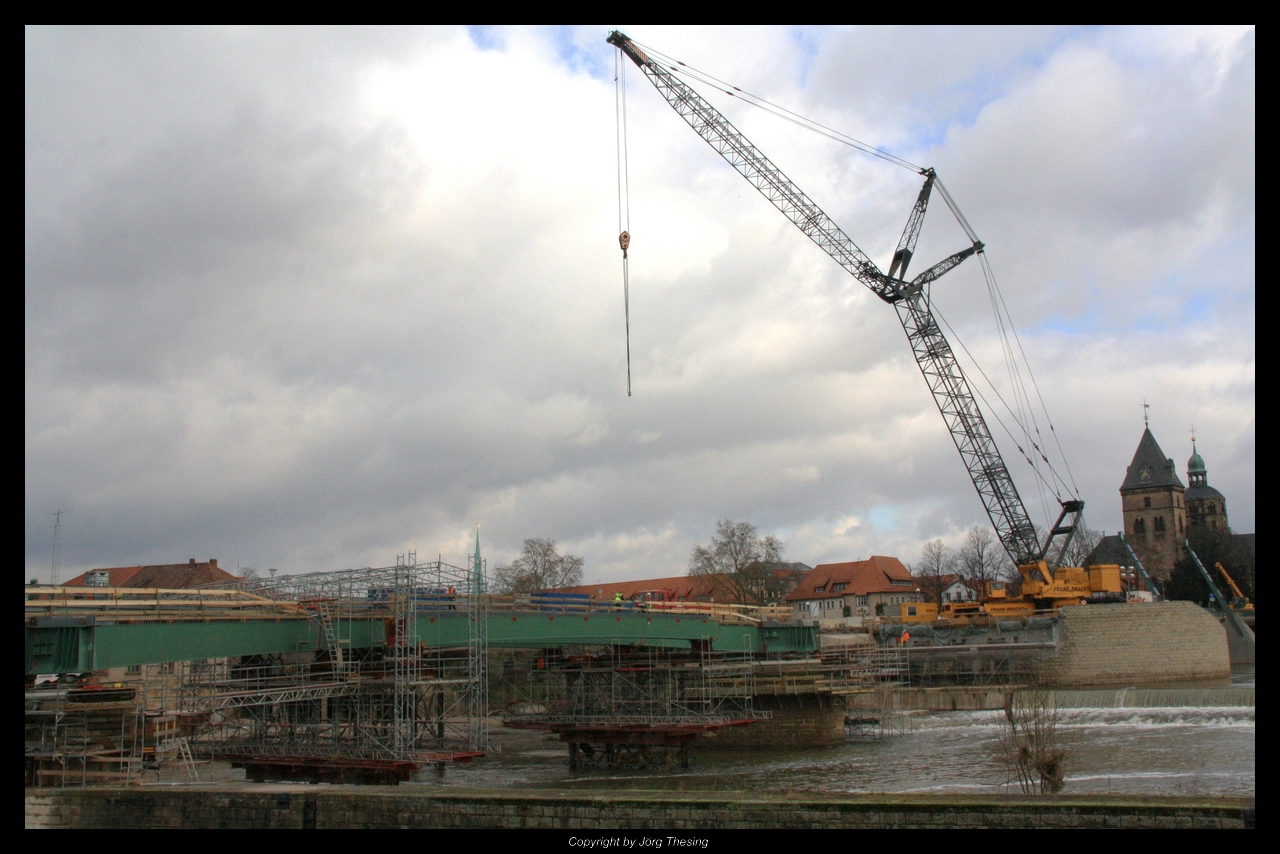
[1143,399,1150,427]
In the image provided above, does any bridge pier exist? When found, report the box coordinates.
[701,693,845,749]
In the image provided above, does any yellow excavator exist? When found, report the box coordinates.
[1215,562,1254,617]
[979,561,1122,616]
[895,562,1123,623]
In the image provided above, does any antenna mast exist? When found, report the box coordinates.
[51,508,64,586]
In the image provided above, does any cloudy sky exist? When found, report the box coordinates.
[26,26,1254,584]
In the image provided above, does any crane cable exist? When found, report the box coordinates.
[626,38,1084,515]
[979,251,1081,499]
[932,177,1082,507]
[616,48,633,397]
[632,39,923,174]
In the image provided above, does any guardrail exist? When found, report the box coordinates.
[497,595,792,625]
[25,585,799,628]
[24,587,307,622]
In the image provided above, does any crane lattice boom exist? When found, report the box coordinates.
[609,31,1074,568]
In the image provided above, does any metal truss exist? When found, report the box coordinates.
[895,291,1041,565]
[195,559,491,759]
[610,35,896,302]
[608,31,1068,570]
[502,646,769,730]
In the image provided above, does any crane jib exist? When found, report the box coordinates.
[608,31,1078,570]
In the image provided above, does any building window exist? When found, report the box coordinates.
[857,596,868,607]
[1144,496,1151,508]
[1134,517,1146,534]
[831,582,849,593]
[86,571,110,588]
[1154,516,1166,533]
[814,584,826,593]
[1207,503,1215,514]
[1179,516,1183,533]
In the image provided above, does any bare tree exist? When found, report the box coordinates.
[912,539,957,606]
[1057,523,1100,569]
[240,566,259,580]
[960,526,1009,597]
[492,538,584,594]
[998,688,1067,794]
[998,525,1045,584]
[688,519,786,604]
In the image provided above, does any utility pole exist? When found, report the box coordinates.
[50,508,64,586]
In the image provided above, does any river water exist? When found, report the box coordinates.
[421,666,1254,797]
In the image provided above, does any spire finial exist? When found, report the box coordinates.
[1143,399,1150,427]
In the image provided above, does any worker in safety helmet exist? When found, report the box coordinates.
[614,591,624,609]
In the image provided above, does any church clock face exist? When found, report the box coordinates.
[1140,467,1151,481]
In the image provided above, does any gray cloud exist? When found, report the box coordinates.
[27,26,1253,582]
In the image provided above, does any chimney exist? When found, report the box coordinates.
[210,559,217,568]
[189,558,196,566]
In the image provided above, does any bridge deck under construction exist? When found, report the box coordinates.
[26,587,816,675]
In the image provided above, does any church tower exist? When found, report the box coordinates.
[1120,428,1187,580]
[1186,439,1229,532]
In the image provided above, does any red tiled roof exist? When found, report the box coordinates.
[63,559,238,589]
[786,556,916,601]
[61,566,145,587]
[555,574,737,602]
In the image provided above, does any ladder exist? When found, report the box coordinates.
[176,736,200,783]
[307,600,346,673]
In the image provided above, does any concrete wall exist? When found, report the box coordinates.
[847,686,1015,712]
[25,787,1253,829]
[703,693,846,749]
[1045,601,1230,686]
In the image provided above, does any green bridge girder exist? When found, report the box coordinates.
[25,610,818,675]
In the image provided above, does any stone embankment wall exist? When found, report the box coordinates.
[25,787,1253,829]
[1045,601,1230,686]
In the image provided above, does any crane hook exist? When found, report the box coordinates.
[619,230,630,258]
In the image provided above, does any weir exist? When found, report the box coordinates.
[1036,687,1255,709]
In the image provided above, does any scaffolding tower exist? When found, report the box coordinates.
[191,559,489,761]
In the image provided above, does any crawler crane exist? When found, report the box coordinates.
[608,32,1120,612]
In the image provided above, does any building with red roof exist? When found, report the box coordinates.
[786,556,921,623]
[61,558,238,590]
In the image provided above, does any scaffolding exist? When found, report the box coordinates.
[499,644,770,770]
[500,645,767,729]
[24,683,206,786]
[194,559,490,760]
